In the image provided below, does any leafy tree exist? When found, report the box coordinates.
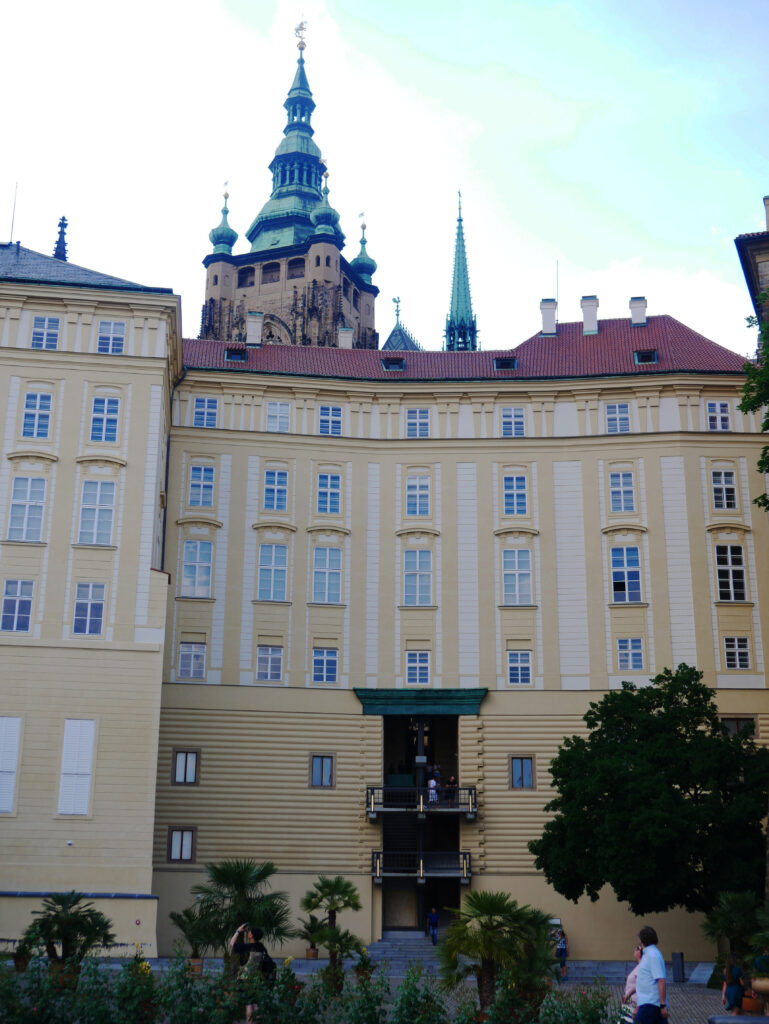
[438,889,553,1012]
[23,891,115,966]
[739,288,769,509]
[529,665,769,914]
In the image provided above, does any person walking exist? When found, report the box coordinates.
[555,928,569,979]
[635,926,668,1022]
[620,943,643,1022]
[427,906,440,945]
[722,952,745,1015]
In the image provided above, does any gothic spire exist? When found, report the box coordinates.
[53,216,68,262]
[444,192,478,351]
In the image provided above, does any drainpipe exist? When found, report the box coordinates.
[161,366,186,571]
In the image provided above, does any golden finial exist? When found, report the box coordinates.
[295,20,307,50]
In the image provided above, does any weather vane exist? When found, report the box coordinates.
[393,296,401,325]
[295,20,307,50]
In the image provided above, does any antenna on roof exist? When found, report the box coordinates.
[9,181,18,243]
[555,259,559,323]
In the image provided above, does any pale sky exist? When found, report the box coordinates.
[3,0,768,355]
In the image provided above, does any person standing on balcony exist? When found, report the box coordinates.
[428,775,438,803]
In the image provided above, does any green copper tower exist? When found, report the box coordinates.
[444,194,478,351]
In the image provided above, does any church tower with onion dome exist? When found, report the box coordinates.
[200,24,378,349]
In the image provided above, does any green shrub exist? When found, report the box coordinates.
[390,965,449,1024]
[538,981,613,1024]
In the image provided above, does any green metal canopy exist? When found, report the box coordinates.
[353,688,488,716]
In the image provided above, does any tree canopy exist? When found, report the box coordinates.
[739,289,769,509]
[528,664,769,915]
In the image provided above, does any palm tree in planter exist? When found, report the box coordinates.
[169,906,214,976]
[297,914,325,959]
[192,859,292,971]
[23,892,115,977]
[300,875,363,973]
[438,890,554,1013]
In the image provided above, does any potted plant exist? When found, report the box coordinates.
[12,935,34,973]
[169,906,213,977]
[297,914,325,960]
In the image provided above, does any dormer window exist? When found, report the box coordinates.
[382,357,405,371]
[634,349,658,365]
[494,357,517,371]
[225,348,247,362]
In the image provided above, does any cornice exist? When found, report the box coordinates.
[7,449,58,463]
[76,453,127,467]
[176,515,223,528]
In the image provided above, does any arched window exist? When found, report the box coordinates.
[287,258,305,280]
[342,279,350,300]
[262,263,281,285]
[353,290,360,311]
[315,255,320,267]
[212,274,218,286]
[325,256,331,267]
[237,267,255,288]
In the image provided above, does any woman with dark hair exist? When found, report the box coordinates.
[229,923,276,1022]
[722,952,745,1015]
[621,943,643,1021]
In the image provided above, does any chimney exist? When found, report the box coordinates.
[581,295,599,335]
[629,296,647,327]
[764,195,769,231]
[337,326,354,350]
[246,311,263,347]
[540,298,557,336]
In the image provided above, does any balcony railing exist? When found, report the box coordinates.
[371,850,471,884]
[365,786,477,821]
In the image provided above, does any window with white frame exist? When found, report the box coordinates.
[8,477,46,541]
[312,547,342,603]
[168,827,196,862]
[712,470,737,510]
[264,469,288,511]
[606,403,630,434]
[511,756,534,789]
[193,397,218,428]
[178,642,206,679]
[406,408,430,438]
[611,546,641,603]
[22,392,51,438]
[90,396,119,443]
[617,637,644,671]
[266,401,290,432]
[173,750,199,785]
[501,407,525,437]
[503,474,527,515]
[2,580,33,631]
[97,320,125,354]
[257,543,287,601]
[317,473,341,515]
[256,645,283,681]
[73,583,105,635]
[319,405,342,435]
[406,474,430,516]
[716,545,746,601]
[507,650,532,686]
[312,647,338,684]
[609,471,635,513]
[0,717,22,813]
[181,541,212,598]
[707,401,731,431]
[31,315,60,350]
[189,465,214,507]
[502,549,532,605]
[404,549,432,605]
[78,480,115,545]
[311,754,334,787]
[406,650,430,685]
[724,637,750,669]
[58,719,95,815]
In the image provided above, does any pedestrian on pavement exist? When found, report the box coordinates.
[635,925,668,1023]
[621,943,643,1021]
[555,928,569,979]
[722,952,745,1015]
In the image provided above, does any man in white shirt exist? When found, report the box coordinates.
[635,926,668,1023]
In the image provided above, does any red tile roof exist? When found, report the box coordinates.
[182,315,747,382]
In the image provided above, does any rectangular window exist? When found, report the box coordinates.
[266,401,290,432]
[193,397,218,429]
[22,392,51,439]
[724,637,750,669]
[90,396,120,443]
[31,315,59,350]
[406,651,430,685]
[97,320,125,355]
[511,756,534,789]
[178,642,206,679]
[609,471,635,513]
[712,470,737,511]
[58,719,95,815]
[189,465,214,507]
[507,651,532,686]
[256,645,283,682]
[404,549,432,606]
[311,754,334,787]
[707,401,731,431]
[317,473,341,515]
[312,647,338,684]
[502,549,532,605]
[617,637,644,671]
[2,579,33,631]
[0,717,22,813]
[168,827,196,862]
[73,583,105,635]
[716,545,746,601]
[406,408,430,438]
[312,547,342,603]
[173,750,199,785]
[8,477,45,541]
[319,405,342,436]
[181,541,213,598]
[264,469,288,511]
[611,546,641,603]
[721,717,756,738]
[257,544,287,601]
[503,475,527,516]
[78,480,115,545]
[501,407,525,437]
[406,475,430,516]
[606,403,630,434]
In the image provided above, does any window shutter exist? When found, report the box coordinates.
[58,719,95,815]
[0,717,22,813]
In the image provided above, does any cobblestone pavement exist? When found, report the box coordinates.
[605,983,723,1024]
